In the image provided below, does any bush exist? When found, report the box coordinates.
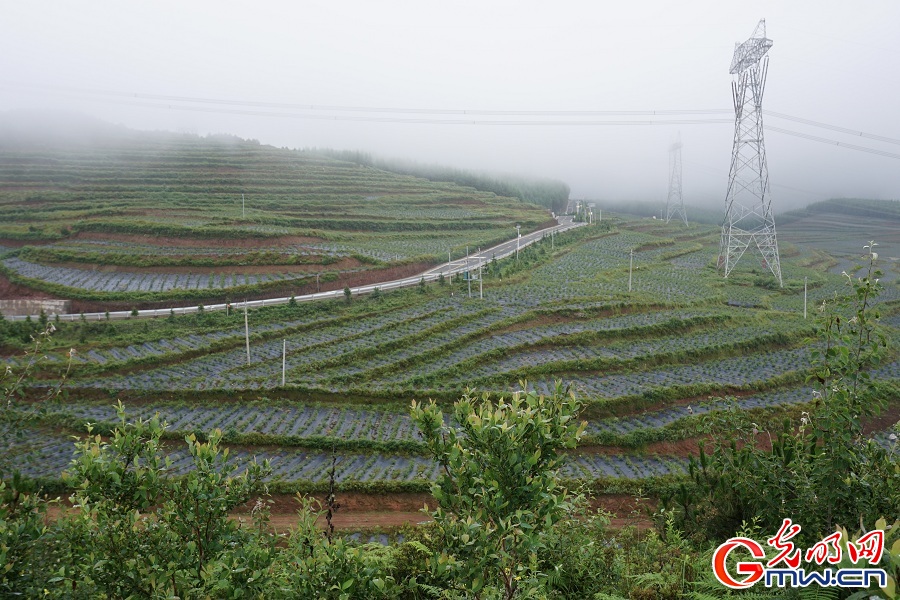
[411,381,586,599]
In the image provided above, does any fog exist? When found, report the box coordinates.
[2,0,899,211]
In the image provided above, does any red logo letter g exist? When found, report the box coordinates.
[712,538,766,589]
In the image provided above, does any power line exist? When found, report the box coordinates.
[5,82,898,142]
[0,87,733,126]
[765,126,900,160]
[1,82,732,117]
[3,82,899,159]
[683,160,828,197]
[764,110,900,146]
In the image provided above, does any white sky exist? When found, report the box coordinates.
[2,1,899,209]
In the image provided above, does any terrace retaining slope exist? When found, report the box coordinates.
[0,298,71,316]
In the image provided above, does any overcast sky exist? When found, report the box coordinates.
[2,1,899,210]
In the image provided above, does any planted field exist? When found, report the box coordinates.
[2,199,899,498]
[0,424,688,486]
[0,129,550,302]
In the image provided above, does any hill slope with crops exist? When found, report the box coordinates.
[0,119,550,308]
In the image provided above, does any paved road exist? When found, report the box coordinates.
[8,217,585,321]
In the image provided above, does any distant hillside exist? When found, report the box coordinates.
[314,149,571,215]
[778,198,900,224]
[0,114,551,307]
[777,198,900,259]
[583,199,724,225]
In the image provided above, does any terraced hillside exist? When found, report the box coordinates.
[3,214,899,498]
[0,123,550,307]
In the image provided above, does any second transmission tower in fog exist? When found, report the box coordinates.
[718,19,783,287]
[665,133,688,226]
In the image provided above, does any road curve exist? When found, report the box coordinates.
[7,217,586,322]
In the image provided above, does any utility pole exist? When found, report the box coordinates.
[316,273,320,293]
[551,229,554,250]
[448,250,452,284]
[516,225,521,260]
[466,248,471,298]
[282,339,286,386]
[628,249,634,292]
[479,262,483,299]
[803,277,808,319]
[244,301,250,365]
[242,193,245,219]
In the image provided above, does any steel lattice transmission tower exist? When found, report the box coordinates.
[665,134,688,226]
[718,19,783,287]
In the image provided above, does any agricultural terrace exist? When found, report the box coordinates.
[0,127,550,308]
[3,207,899,500]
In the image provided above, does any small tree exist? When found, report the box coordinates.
[59,405,272,597]
[411,382,586,599]
[343,286,352,303]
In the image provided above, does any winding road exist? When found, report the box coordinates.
[10,216,585,321]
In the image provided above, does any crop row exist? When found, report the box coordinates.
[585,386,818,436]
[34,382,837,449]
[3,256,370,293]
[496,235,719,306]
[245,306,505,388]
[308,306,522,387]
[64,302,700,390]
[74,300,491,390]
[37,240,353,258]
[769,276,900,312]
[670,249,714,269]
[380,309,732,386]
[47,230,523,264]
[447,322,806,385]
[885,313,900,329]
[516,347,812,400]
[39,403,424,444]
[3,303,395,369]
[65,308,811,395]
[0,426,686,483]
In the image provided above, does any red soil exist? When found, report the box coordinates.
[236,492,653,532]
[0,271,54,300]
[44,258,362,275]
[71,232,328,248]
